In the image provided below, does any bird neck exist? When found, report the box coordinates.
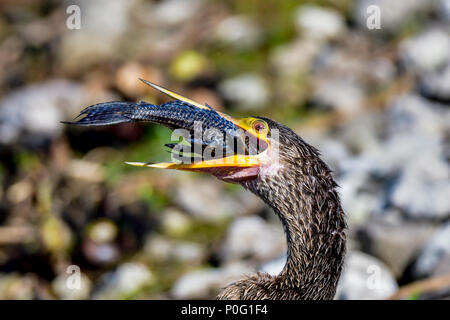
[277,187,346,299]
[244,161,346,299]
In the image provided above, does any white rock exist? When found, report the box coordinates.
[259,254,286,276]
[215,16,262,50]
[0,80,84,144]
[387,94,450,138]
[153,0,204,26]
[439,0,450,21]
[354,0,431,31]
[174,178,261,221]
[336,251,398,300]
[60,0,132,68]
[270,38,321,76]
[220,216,285,263]
[412,222,450,278]
[93,263,153,299]
[357,219,436,277]
[219,74,270,109]
[52,272,92,300]
[171,262,253,299]
[400,29,450,72]
[172,242,205,263]
[391,153,450,219]
[420,62,450,101]
[313,77,365,114]
[338,170,380,226]
[295,5,345,40]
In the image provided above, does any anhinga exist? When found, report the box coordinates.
[64,79,346,300]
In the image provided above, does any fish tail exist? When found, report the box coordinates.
[62,101,150,126]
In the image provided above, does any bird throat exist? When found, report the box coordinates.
[242,163,347,299]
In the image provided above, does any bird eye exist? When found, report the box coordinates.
[252,121,267,133]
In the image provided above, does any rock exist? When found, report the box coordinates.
[6,179,33,204]
[65,160,105,183]
[312,76,365,114]
[172,242,205,264]
[390,152,450,219]
[0,273,35,299]
[269,38,321,76]
[215,16,262,50]
[171,262,253,299]
[52,271,92,300]
[316,138,351,173]
[60,0,132,70]
[333,94,450,222]
[0,79,114,146]
[144,235,173,262]
[411,222,450,278]
[337,170,380,226]
[0,80,80,145]
[152,0,204,26]
[439,0,450,22]
[93,263,153,299]
[353,0,431,32]
[173,177,262,222]
[336,251,398,300]
[294,5,345,40]
[386,94,449,138]
[87,219,118,244]
[400,29,450,72]
[259,254,286,276]
[355,219,436,277]
[144,235,205,264]
[420,62,450,101]
[220,216,285,263]
[219,74,270,109]
[160,208,192,237]
[82,240,120,266]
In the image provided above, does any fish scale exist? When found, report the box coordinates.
[65,100,237,137]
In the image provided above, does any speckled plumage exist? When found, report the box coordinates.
[217,118,346,300]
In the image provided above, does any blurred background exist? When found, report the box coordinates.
[0,0,449,300]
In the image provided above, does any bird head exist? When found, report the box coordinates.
[123,80,285,184]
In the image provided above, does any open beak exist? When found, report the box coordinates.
[125,79,269,182]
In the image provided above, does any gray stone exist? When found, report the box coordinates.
[173,177,263,222]
[152,0,205,26]
[400,28,450,72]
[60,0,132,69]
[336,251,398,300]
[269,38,321,76]
[219,74,270,109]
[420,62,450,101]
[356,219,436,277]
[93,263,153,299]
[354,0,432,32]
[171,262,254,299]
[220,216,285,263]
[52,272,92,300]
[215,16,262,50]
[294,5,346,40]
[0,80,85,144]
[391,152,450,219]
[312,77,365,114]
[438,0,450,22]
[259,254,286,276]
[412,222,450,278]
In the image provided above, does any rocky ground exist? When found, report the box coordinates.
[0,0,448,299]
